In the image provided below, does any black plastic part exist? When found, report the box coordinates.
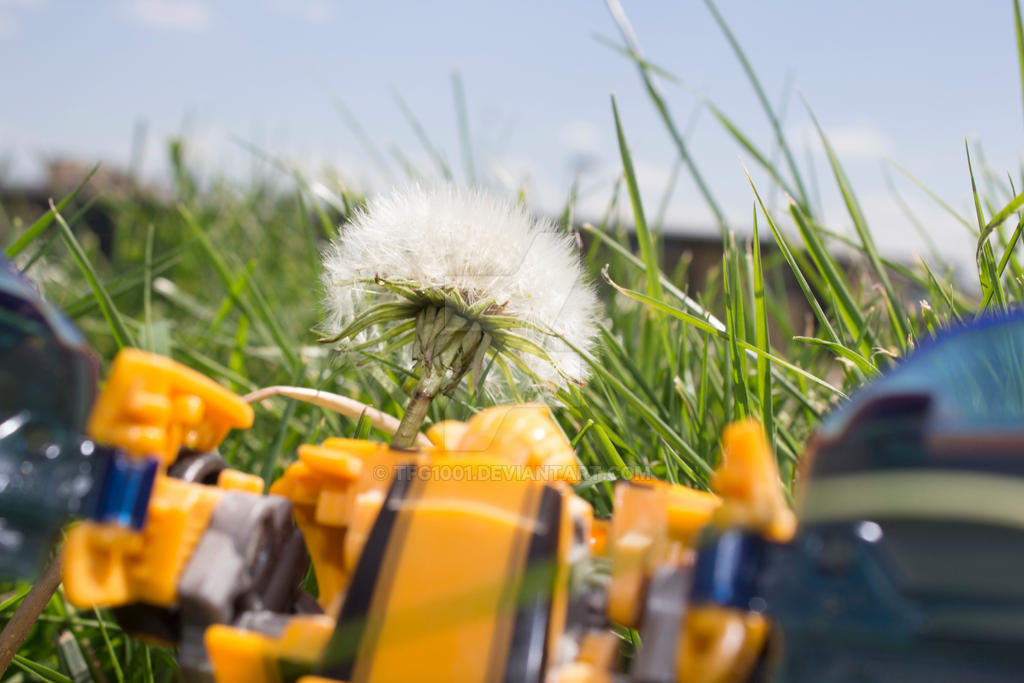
[316,464,418,680]
[503,485,563,683]
[167,451,228,486]
[111,603,183,645]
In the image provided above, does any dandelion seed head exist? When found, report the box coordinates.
[321,184,601,389]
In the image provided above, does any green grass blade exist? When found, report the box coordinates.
[178,205,300,370]
[293,170,338,243]
[982,214,1024,307]
[143,224,155,352]
[20,197,97,275]
[558,347,712,484]
[260,366,303,490]
[653,159,682,233]
[604,0,729,236]
[451,71,476,185]
[722,236,751,420]
[587,222,822,415]
[611,94,663,300]
[93,608,124,683]
[605,274,845,398]
[11,655,72,683]
[394,91,454,181]
[792,336,879,376]
[787,199,874,355]
[593,423,632,479]
[967,140,987,232]
[750,205,775,447]
[208,261,256,336]
[704,0,809,208]
[63,239,190,318]
[1016,0,1024,128]
[975,184,1024,290]
[708,102,797,199]
[569,418,594,447]
[807,105,911,346]
[5,163,100,258]
[53,202,135,349]
[593,33,682,83]
[966,141,999,302]
[352,410,373,439]
[919,257,965,321]
[887,159,975,232]
[746,174,841,344]
[334,99,392,178]
[882,163,944,265]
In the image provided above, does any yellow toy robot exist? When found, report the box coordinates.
[61,348,787,683]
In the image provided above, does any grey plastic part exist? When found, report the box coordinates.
[57,630,91,683]
[235,609,293,637]
[630,564,690,683]
[175,491,309,680]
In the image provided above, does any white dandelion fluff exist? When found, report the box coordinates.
[320,184,601,391]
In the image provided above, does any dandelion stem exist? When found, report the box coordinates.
[393,387,436,448]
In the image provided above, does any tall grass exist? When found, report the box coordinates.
[3,1,1024,679]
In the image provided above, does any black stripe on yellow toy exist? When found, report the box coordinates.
[503,485,563,683]
[317,463,418,679]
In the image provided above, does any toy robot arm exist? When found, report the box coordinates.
[61,348,258,609]
[676,420,795,683]
[553,419,793,683]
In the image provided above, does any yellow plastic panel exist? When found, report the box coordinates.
[677,606,768,683]
[713,419,796,542]
[354,476,548,683]
[87,348,253,468]
[217,469,265,494]
[207,615,335,683]
[270,440,423,612]
[63,477,222,607]
[453,405,580,483]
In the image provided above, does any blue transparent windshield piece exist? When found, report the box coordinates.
[821,312,1024,437]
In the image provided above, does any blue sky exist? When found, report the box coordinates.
[1,0,1021,272]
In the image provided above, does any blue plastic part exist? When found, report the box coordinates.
[690,529,772,611]
[91,447,158,530]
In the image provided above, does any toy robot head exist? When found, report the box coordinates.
[776,313,1024,682]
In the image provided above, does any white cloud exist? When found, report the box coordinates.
[632,159,675,194]
[266,0,335,22]
[126,0,211,30]
[558,120,603,157]
[787,121,892,160]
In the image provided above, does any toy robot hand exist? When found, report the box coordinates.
[86,348,254,468]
